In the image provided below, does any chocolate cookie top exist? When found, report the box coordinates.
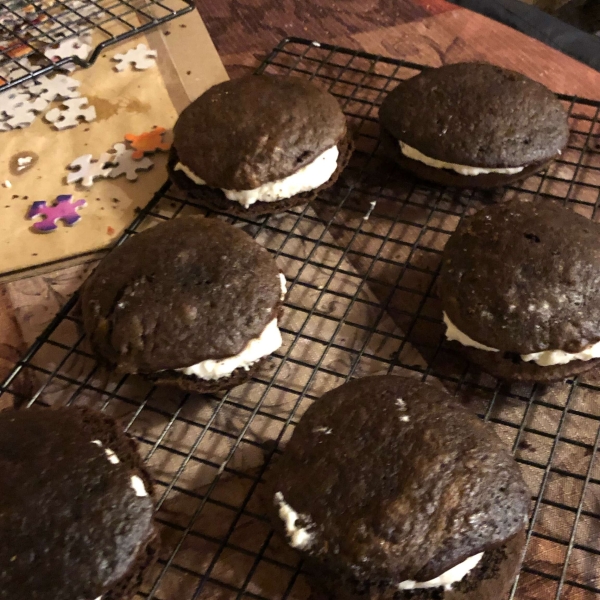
[265,376,529,586]
[81,217,281,373]
[173,75,347,189]
[439,198,600,354]
[0,407,155,600]
[379,62,569,169]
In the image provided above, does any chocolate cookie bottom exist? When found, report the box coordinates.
[168,132,354,217]
[380,129,553,189]
[146,358,267,394]
[451,342,600,383]
[308,530,526,600]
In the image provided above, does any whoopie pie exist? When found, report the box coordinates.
[0,407,158,600]
[265,376,529,600]
[439,197,600,382]
[168,74,353,215]
[81,217,286,393]
[379,62,569,188]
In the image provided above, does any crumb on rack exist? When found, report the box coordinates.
[363,200,377,221]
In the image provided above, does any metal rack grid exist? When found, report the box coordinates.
[2,37,600,600]
[0,0,194,92]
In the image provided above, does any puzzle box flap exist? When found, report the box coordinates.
[0,7,228,282]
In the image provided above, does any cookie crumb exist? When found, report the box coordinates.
[313,426,332,435]
[363,200,376,221]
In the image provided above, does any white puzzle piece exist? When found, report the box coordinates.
[108,143,153,180]
[112,44,157,72]
[0,58,36,90]
[45,97,96,130]
[28,74,81,101]
[67,153,113,187]
[0,91,28,116]
[0,91,48,129]
[44,35,92,63]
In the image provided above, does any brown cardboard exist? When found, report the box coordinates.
[0,7,228,282]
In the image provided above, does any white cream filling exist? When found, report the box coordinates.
[398,552,484,591]
[279,272,287,300]
[174,144,339,208]
[177,275,285,380]
[521,342,600,366]
[177,318,282,380]
[399,141,524,176]
[92,440,146,497]
[274,492,314,549]
[91,440,121,465]
[443,312,600,367]
[131,475,148,497]
[443,313,500,352]
[104,448,120,465]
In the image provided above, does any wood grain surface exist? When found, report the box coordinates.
[196,0,600,97]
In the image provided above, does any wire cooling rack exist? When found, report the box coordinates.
[2,37,600,600]
[0,0,193,91]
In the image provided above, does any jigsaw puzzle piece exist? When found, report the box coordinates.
[108,143,153,180]
[0,91,48,129]
[112,43,157,72]
[45,97,96,130]
[44,35,92,63]
[67,153,113,187]
[0,91,29,116]
[29,74,81,101]
[0,58,36,90]
[124,127,170,159]
[27,195,86,233]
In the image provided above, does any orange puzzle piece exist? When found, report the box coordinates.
[124,127,170,160]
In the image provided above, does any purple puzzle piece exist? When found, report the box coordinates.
[27,194,86,233]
